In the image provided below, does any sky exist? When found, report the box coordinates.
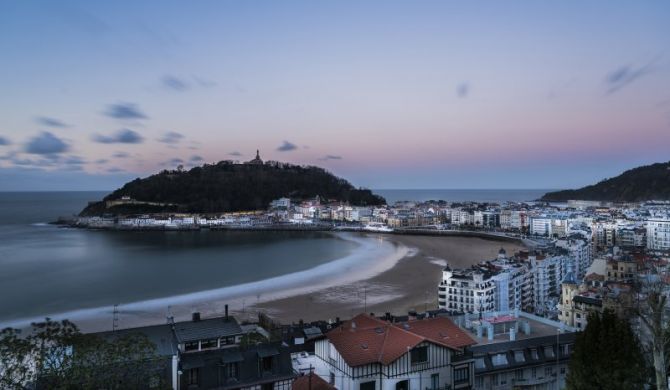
[0,1,669,191]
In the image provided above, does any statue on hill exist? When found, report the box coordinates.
[247,150,263,165]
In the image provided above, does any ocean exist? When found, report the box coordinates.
[0,189,544,326]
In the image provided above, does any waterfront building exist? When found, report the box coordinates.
[438,265,497,313]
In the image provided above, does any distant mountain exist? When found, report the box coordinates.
[541,161,670,202]
[80,159,385,216]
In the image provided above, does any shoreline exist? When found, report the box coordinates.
[2,232,525,333]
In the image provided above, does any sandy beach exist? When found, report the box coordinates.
[245,234,524,324]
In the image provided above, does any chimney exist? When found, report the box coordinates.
[225,304,229,321]
[192,312,201,322]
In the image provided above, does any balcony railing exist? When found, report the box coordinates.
[425,386,451,390]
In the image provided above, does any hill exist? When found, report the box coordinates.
[541,161,670,202]
[80,160,385,216]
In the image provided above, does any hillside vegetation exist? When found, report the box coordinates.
[541,161,670,202]
[80,160,385,215]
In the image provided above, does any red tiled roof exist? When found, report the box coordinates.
[326,314,476,367]
[293,373,337,390]
[395,317,476,350]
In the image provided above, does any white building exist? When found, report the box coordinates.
[309,314,476,390]
[647,217,670,251]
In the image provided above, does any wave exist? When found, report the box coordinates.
[0,232,411,330]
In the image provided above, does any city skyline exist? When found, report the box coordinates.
[1,1,669,191]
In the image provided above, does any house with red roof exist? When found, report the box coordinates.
[308,313,477,390]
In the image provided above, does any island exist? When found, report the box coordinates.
[79,151,385,217]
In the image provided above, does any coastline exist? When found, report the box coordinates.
[248,234,525,323]
[2,232,525,333]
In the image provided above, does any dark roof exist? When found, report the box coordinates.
[173,316,243,343]
[91,323,178,357]
[471,333,577,373]
[179,343,296,390]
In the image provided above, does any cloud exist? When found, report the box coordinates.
[24,132,69,155]
[162,75,189,91]
[277,140,298,152]
[112,151,130,158]
[166,158,184,166]
[93,129,144,144]
[35,116,68,128]
[228,151,242,157]
[104,103,148,120]
[457,82,469,98]
[158,131,184,144]
[605,61,655,94]
[190,155,203,162]
[105,167,125,173]
[64,156,86,165]
[95,159,109,164]
[319,155,343,161]
[0,136,10,145]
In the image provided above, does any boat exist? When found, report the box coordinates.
[362,222,393,233]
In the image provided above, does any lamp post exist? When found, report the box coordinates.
[556,328,561,390]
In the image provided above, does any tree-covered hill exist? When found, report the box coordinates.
[541,161,670,202]
[80,160,385,215]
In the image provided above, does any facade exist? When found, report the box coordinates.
[471,333,576,390]
[310,314,477,390]
[438,266,497,313]
[647,217,670,251]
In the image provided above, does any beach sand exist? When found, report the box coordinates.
[245,235,524,324]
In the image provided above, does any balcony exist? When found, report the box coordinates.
[451,350,473,363]
[425,386,451,390]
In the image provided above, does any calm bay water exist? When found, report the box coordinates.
[0,192,356,323]
[0,189,547,324]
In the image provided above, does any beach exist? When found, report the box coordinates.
[246,234,525,324]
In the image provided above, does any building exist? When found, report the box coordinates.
[179,343,296,390]
[647,217,670,252]
[438,265,497,313]
[307,313,477,390]
[450,310,576,390]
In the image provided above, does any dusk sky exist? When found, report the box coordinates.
[1,1,669,191]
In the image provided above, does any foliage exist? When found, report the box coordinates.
[542,161,670,201]
[80,160,386,215]
[566,309,647,390]
[0,318,169,390]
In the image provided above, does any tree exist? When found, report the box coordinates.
[566,309,647,390]
[0,318,168,390]
[638,282,669,390]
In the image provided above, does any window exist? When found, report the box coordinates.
[544,346,554,358]
[395,380,409,390]
[201,338,217,349]
[492,353,508,366]
[454,367,469,384]
[475,358,486,369]
[475,376,484,388]
[410,346,428,364]
[530,348,539,360]
[184,341,199,352]
[188,368,199,385]
[329,372,335,385]
[360,381,376,390]
[513,350,525,362]
[261,383,273,390]
[225,363,238,379]
[532,367,537,378]
[261,356,274,372]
